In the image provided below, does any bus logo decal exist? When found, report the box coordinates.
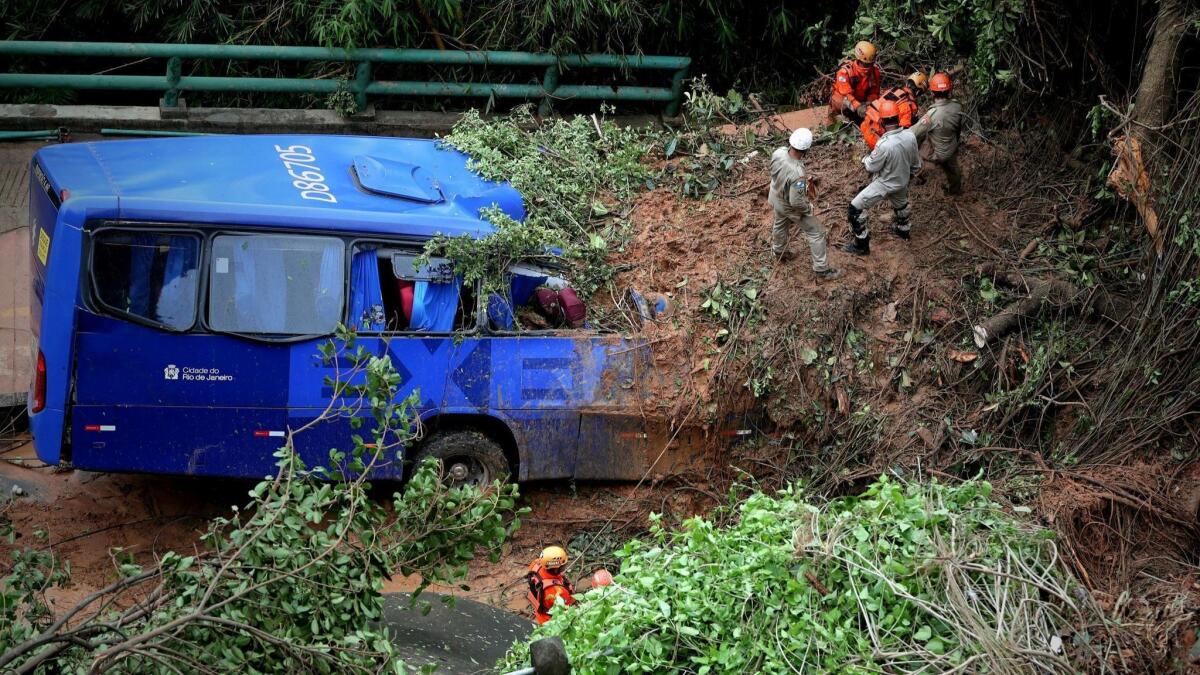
[164,364,180,380]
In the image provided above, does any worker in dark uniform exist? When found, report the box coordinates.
[910,72,966,195]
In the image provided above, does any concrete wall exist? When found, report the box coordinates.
[0,140,37,406]
[0,104,664,138]
[0,227,31,407]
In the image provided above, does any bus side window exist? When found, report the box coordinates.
[91,231,201,331]
[348,246,473,333]
[209,234,344,335]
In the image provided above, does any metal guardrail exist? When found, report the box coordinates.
[0,41,691,116]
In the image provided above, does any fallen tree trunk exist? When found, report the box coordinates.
[972,264,1131,347]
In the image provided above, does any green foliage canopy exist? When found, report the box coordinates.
[502,477,1092,674]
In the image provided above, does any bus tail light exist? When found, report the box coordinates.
[32,350,46,413]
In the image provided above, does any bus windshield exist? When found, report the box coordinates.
[208,233,344,335]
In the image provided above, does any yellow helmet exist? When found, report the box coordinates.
[907,72,929,91]
[854,41,878,64]
[541,546,568,568]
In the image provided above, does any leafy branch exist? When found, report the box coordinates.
[0,326,523,673]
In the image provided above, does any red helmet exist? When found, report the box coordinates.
[877,99,900,120]
[591,569,614,588]
[929,73,952,93]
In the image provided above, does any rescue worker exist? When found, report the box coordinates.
[526,546,576,625]
[768,128,841,280]
[843,99,921,255]
[910,72,965,195]
[830,41,882,124]
[860,73,927,150]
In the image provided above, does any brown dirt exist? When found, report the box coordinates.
[0,437,703,624]
[619,118,998,442]
[0,439,233,612]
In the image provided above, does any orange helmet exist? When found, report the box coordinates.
[929,73,952,93]
[877,99,900,120]
[853,41,877,64]
[907,72,929,91]
[540,546,568,568]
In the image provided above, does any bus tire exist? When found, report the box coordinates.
[411,430,510,488]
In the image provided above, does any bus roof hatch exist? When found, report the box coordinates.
[353,155,444,203]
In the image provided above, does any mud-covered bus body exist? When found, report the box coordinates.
[28,135,695,481]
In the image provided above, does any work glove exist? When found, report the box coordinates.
[855,104,868,118]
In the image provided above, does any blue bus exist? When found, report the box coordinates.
[27,135,707,485]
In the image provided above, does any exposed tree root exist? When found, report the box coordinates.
[972,263,1132,346]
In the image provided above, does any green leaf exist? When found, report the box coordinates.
[665,136,679,158]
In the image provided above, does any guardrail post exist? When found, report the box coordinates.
[665,64,689,117]
[163,56,182,108]
[538,64,559,117]
[354,60,372,113]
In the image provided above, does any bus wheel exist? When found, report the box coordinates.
[412,431,510,488]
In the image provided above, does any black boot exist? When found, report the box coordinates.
[891,204,911,240]
[845,204,870,256]
[841,236,870,256]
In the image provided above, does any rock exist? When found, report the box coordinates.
[882,302,897,323]
[530,636,571,675]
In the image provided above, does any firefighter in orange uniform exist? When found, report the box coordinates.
[860,73,927,150]
[830,41,882,124]
[526,546,576,625]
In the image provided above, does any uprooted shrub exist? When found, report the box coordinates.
[425,85,765,307]
[0,327,523,673]
[429,104,655,299]
[503,476,1117,673]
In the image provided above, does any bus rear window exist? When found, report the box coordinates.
[92,231,200,331]
[209,234,344,335]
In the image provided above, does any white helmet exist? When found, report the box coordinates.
[789,128,813,151]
